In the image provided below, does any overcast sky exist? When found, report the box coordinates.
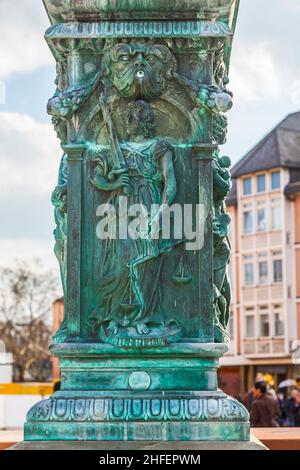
[0,0,299,271]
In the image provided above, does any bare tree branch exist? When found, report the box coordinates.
[0,260,61,382]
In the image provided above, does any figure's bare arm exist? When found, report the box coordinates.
[149,150,177,235]
[160,151,177,206]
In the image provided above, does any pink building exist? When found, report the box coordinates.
[52,298,64,381]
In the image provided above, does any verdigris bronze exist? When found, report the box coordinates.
[24,0,249,441]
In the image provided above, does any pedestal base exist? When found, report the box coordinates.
[24,391,249,442]
[24,343,250,443]
[10,436,267,450]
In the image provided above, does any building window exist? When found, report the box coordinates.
[271,171,281,190]
[273,305,284,337]
[257,208,266,232]
[243,177,252,195]
[273,259,283,283]
[243,211,253,234]
[259,261,268,284]
[274,313,284,337]
[257,174,266,193]
[245,263,254,286]
[260,314,270,337]
[271,206,282,230]
[246,315,255,338]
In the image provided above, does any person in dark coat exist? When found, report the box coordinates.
[250,382,279,428]
[285,389,299,427]
[294,392,300,427]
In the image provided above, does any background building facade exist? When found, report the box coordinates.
[220,112,300,397]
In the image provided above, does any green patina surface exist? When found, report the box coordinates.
[43,0,239,23]
[25,0,249,442]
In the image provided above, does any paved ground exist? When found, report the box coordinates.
[0,429,23,450]
[9,437,266,451]
[252,428,300,450]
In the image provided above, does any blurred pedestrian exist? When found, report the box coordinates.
[277,391,287,426]
[53,379,61,393]
[244,377,265,412]
[285,389,299,427]
[294,391,300,427]
[250,382,279,427]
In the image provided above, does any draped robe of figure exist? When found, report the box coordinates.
[89,138,177,334]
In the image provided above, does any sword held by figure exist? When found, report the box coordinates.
[98,91,131,196]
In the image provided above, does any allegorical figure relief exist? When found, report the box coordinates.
[90,100,181,346]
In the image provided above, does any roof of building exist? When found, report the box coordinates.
[231,111,300,178]
[284,168,300,196]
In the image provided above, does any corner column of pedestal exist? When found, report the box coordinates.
[192,144,218,342]
[62,144,86,339]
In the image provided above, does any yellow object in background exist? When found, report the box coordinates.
[0,383,54,395]
[264,373,275,387]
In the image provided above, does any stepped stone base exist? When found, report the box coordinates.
[9,436,267,451]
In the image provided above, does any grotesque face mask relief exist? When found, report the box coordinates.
[102,42,177,101]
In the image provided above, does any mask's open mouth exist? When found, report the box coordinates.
[135,70,145,79]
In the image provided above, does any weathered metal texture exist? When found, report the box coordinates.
[43,0,239,23]
[25,0,248,441]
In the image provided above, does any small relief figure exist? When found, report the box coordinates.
[213,155,231,217]
[213,46,230,90]
[51,152,68,344]
[89,100,182,347]
[212,153,232,343]
[50,110,68,344]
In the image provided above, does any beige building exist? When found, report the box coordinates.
[220,112,300,397]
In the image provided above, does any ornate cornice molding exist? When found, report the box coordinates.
[45,21,232,43]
